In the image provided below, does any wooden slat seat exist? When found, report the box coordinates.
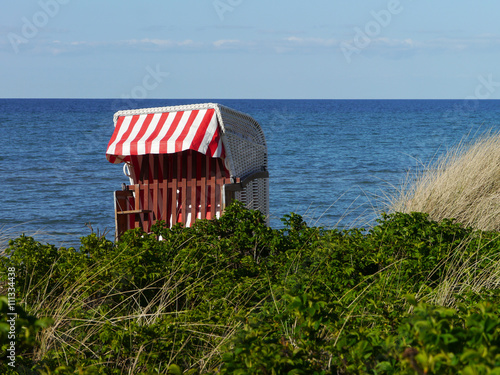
[114,150,231,239]
[117,210,152,215]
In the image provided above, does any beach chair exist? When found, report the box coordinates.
[105,103,269,240]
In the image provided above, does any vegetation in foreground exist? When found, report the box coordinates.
[1,202,500,374]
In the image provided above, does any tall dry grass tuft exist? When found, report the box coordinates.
[389,131,500,231]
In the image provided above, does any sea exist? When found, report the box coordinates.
[1,99,499,248]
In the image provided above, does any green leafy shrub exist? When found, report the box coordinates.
[216,292,332,375]
[0,203,499,374]
[395,299,500,375]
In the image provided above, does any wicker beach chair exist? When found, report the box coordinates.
[105,103,269,240]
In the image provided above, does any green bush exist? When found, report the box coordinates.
[0,202,499,374]
[216,292,331,375]
[395,299,500,374]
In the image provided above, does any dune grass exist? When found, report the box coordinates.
[385,131,500,311]
[388,130,500,232]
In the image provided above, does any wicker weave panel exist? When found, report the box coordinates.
[235,178,269,223]
[215,104,269,219]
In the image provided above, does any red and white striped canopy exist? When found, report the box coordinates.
[106,108,224,164]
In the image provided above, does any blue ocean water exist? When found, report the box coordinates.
[1,99,499,247]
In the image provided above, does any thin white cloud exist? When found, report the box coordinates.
[38,38,204,55]
[213,39,244,48]
[285,36,338,48]
[338,34,500,59]
[138,25,177,33]
[126,38,199,49]
[2,34,500,57]
[369,37,420,50]
[197,25,254,32]
[257,28,306,36]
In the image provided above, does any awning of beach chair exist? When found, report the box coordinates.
[106,108,224,164]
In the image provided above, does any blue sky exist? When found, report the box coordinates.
[2,0,500,99]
